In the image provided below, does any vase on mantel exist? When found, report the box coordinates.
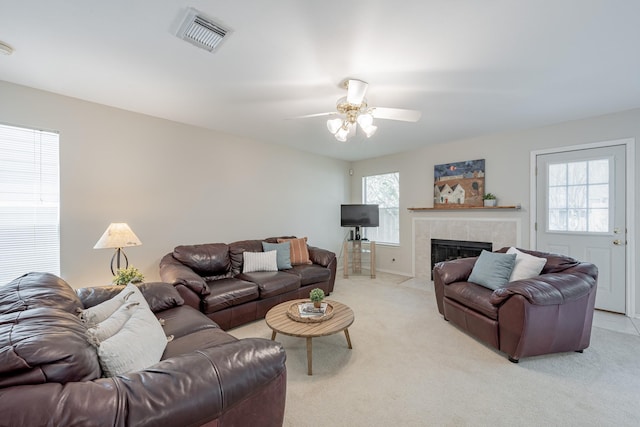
[484,199,497,207]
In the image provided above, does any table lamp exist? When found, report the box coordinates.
[94,223,142,275]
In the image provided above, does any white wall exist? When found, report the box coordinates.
[0,81,350,287]
[352,108,640,317]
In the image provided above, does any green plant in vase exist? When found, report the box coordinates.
[113,266,144,286]
[483,193,497,207]
[309,288,325,308]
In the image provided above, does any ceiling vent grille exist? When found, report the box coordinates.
[177,8,231,53]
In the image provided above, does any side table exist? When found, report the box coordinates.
[343,240,376,278]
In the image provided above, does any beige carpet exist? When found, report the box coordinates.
[230,272,640,426]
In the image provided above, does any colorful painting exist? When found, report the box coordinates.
[434,159,485,207]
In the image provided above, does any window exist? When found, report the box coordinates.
[0,123,60,285]
[547,158,610,233]
[363,172,399,244]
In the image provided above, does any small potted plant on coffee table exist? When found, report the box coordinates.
[309,288,325,309]
[483,193,497,207]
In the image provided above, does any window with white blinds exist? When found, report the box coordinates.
[0,123,60,285]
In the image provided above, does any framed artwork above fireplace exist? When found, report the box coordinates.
[434,159,485,208]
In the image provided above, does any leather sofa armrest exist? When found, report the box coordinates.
[308,246,336,267]
[0,338,286,427]
[433,257,477,285]
[160,253,210,296]
[490,266,597,306]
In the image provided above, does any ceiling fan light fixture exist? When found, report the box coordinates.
[327,118,342,134]
[362,124,378,138]
[334,126,350,142]
[356,112,374,128]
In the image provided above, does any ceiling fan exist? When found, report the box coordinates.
[298,79,422,142]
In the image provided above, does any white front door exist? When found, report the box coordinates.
[535,144,626,313]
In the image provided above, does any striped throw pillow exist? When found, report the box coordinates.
[243,250,278,273]
[277,237,312,265]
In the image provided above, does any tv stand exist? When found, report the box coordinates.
[343,240,376,279]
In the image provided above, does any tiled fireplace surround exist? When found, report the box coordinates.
[413,218,521,280]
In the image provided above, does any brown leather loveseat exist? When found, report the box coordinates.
[433,248,598,362]
[0,272,286,426]
[160,236,336,330]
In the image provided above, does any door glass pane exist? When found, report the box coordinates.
[588,159,609,184]
[588,209,608,232]
[567,185,586,208]
[568,162,587,185]
[547,158,610,233]
[548,164,566,186]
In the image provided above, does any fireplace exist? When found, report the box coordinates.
[431,239,492,274]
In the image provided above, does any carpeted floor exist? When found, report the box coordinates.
[230,272,640,426]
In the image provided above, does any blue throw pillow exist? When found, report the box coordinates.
[262,241,292,270]
[468,250,517,290]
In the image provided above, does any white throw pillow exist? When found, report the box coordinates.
[79,282,150,327]
[86,302,139,345]
[507,247,547,281]
[97,301,168,377]
[243,250,278,273]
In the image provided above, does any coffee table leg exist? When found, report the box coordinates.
[306,337,313,376]
[271,331,277,341]
[344,328,353,349]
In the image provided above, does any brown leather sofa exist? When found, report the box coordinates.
[0,272,286,427]
[433,248,598,362]
[160,236,336,330]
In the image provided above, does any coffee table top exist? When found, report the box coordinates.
[266,299,354,338]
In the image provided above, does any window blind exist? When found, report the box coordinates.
[0,123,60,285]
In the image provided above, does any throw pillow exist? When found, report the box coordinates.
[468,250,517,290]
[507,247,547,281]
[79,283,149,326]
[243,250,278,273]
[262,241,292,270]
[96,301,168,377]
[277,237,312,265]
[86,302,139,345]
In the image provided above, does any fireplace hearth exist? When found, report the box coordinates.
[431,239,492,275]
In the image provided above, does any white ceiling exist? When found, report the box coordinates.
[1,1,639,161]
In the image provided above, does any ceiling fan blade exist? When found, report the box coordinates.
[291,112,335,119]
[371,107,422,122]
[346,79,368,105]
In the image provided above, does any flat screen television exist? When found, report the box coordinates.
[341,204,380,227]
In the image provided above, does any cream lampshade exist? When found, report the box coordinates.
[94,223,142,275]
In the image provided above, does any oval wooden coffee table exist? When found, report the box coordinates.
[265,299,354,375]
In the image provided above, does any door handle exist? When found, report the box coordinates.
[613,239,625,246]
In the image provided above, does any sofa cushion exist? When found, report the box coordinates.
[201,278,259,314]
[237,271,301,299]
[78,282,185,313]
[444,282,499,320]
[243,250,278,273]
[507,247,547,281]
[173,243,231,276]
[286,264,331,286]
[468,250,516,290]
[277,237,312,265]
[162,328,238,359]
[157,305,221,339]
[262,241,292,270]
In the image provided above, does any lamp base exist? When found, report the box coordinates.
[110,248,129,275]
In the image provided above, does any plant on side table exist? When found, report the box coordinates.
[113,266,144,286]
[309,288,325,308]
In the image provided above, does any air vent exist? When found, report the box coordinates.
[177,8,231,53]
